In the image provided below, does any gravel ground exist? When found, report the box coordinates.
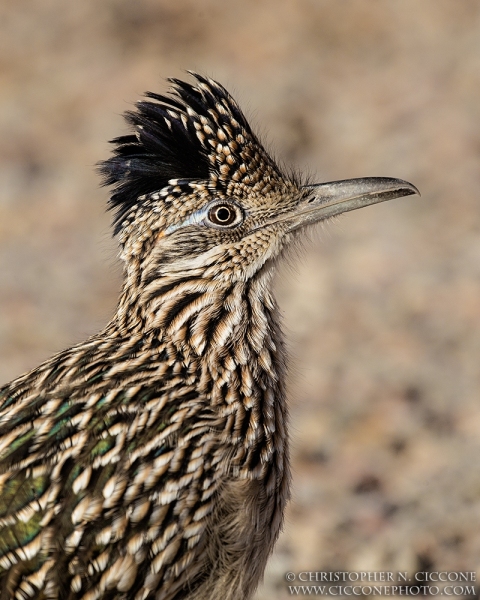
[1,2,480,598]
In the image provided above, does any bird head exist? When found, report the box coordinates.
[100,73,418,288]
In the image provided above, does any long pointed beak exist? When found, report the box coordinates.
[288,177,419,231]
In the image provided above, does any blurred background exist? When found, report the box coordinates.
[1,1,480,597]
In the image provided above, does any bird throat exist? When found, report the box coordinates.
[112,265,289,484]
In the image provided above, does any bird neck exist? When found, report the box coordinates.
[110,261,289,474]
[112,260,281,358]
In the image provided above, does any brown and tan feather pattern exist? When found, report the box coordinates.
[0,73,418,600]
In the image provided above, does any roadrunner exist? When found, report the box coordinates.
[0,73,418,600]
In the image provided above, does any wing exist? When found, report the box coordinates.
[0,341,225,599]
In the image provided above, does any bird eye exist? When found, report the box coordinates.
[206,202,243,228]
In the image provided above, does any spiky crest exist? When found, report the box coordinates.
[99,73,284,235]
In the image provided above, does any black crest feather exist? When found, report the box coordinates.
[99,73,256,235]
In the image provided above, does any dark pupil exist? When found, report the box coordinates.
[215,207,232,222]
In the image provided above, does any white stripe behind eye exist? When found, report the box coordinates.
[164,206,210,235]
